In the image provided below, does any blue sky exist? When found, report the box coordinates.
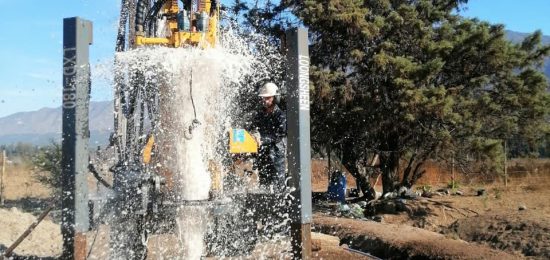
[460,0,550,34]
[0,0,549,117]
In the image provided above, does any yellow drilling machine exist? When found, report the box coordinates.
[97,0,259,258]
[61,1,312,259]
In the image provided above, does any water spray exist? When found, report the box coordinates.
[61,1,312,259]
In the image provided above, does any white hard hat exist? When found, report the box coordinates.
[258,82,279,97]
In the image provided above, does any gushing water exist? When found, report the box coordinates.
[97,27,288,258]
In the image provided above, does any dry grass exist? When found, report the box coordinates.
[1,161,52,201]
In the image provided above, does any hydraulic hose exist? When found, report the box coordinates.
[184,69,200,140]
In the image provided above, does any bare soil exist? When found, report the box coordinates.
[311,158,550,259]
[0,207,61,257]
[314,214,519,259]
[1,159,549,259]
[443,213,550,258]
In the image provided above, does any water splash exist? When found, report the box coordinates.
[92,26,290,258]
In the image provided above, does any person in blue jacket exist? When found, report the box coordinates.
[249,82,287,192]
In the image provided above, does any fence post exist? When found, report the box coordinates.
[504,140,508,187]
[1,150,5,205]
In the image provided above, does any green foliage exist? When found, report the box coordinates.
[447,180,460,190]
[234,0,550,193]
[31,141,62,197]
[416,184,432,193]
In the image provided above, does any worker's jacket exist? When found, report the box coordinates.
[250,105,287,187]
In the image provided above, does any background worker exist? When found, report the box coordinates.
[249,82,287,192]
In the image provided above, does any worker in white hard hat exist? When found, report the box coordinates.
[249,82,287,192]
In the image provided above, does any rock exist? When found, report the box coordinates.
[358,201,367,207]
[338,204,351,212]
[402,190,418,199]
[437,188,450,195]
[382,201,397,214]
[477,189,486,196]
[395,199,408,212]
[519,205,527,211]
[398,186,408,196]
[375,191,383,199]
[421,191,434,198]
[372,215,383,222]
[383,192,397,199]
[455,190,464,196]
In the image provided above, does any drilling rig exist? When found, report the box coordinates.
[106,0,259,258]
[61,1,312,259]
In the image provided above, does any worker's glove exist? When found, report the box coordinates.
[251,131,262,147]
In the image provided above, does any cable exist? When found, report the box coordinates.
[184,69,200,140]
[190,69,198,119]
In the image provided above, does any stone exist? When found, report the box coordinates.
[383,192,397,200]
[382,201,397,214]
[339,204,351,212]
[372,215,383,222]
[395,199,408,212]
[519,205,527,211]
[421,191,434,198]
[398,186,408,196]
[402,190,418,199]
[455,190,464,196]
[477,189,486,196]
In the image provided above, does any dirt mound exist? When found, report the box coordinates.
[0,207,62,257]
[314,214,519,259]
[443,212,550,258]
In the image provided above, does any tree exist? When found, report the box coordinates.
[234,0,550,195]
[32,141,62,197]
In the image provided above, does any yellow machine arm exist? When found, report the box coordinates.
[135,0,219,48]
[229,129,258,154]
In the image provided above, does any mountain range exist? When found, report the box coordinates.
[0,30,548,145]
[0,101,113,145]
[505,30,550,77]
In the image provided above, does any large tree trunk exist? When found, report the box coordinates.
[380,136,400,194]
[341,139,375,201]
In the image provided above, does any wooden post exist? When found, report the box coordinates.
[1,150,5,205]
[451,155,455,189]
[504,140,508,187]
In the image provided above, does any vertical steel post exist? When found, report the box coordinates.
[62,17,92,260]
[286,28,312,259]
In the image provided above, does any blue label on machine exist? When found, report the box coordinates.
[233,129,245,143]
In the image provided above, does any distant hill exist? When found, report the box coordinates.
[506,30,550,44]
[0,101,113,145]
[506,30,550,79]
